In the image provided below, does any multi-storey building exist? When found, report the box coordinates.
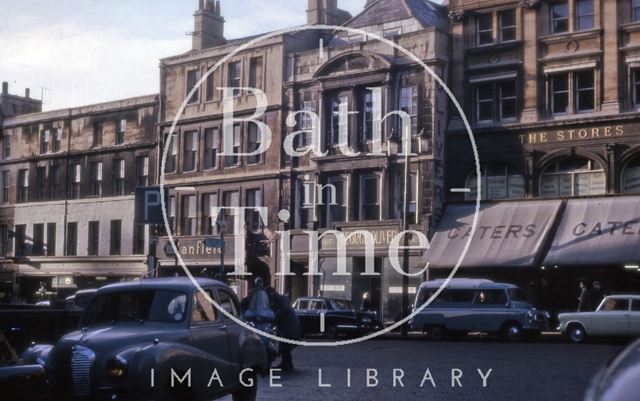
[0,95,158,302]
[0,82,43,301]
[159,0,449,322]
[284,0,449,323]
[427,0,640,312]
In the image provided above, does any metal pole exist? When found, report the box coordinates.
[401,126,411,337]
[220,229,225,279]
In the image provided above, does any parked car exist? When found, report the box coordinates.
[582,337,640,401]
[558,295,640,343]
[410,279,549,341]
[4,277,269,401]
[64,288,98,310]
[292,297,383,338]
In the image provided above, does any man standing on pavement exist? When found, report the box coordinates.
[577,281,592,312]
[591,281,604,311]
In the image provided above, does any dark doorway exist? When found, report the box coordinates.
[352,257,382,312]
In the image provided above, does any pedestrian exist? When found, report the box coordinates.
[265,284,301,371]
[591,281,604,311]
[361,292,372,311]
[577,281,592,312]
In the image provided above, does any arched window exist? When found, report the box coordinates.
[465,164,525,201]
[621,156,640,193]
[539,158,605,198]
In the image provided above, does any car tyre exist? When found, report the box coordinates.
[567,323,587,344]
[502,322,522,342]
[325,324,338,339]
[429,326,446,341]
[232,371,258,401]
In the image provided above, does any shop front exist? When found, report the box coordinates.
[288,224,428,325]
[14,258,146,303]
[424,200,563,309]
[543,196,640,311]
[157,236,250,297]
[426,197,640,313]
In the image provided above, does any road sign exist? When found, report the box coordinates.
[135,187,170,225]
[203,237,224,248]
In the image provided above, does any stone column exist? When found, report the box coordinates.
[601,0,620,113]
[521,0,540,122]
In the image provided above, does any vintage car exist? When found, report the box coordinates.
[558,294,640,343]
[292,297,383,338]
[13,277,269,401]
[410,279,550,341]
[582,337,640,401]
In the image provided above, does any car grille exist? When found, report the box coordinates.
[71,346,95,397]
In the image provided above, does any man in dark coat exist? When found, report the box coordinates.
[266,287,301,371]
[578,281,592,312]
[591,281,604,311]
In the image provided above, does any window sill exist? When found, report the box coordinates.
[467,40,523,53]
[539,28,602,43]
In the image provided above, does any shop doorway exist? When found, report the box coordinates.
[352,257,382,313]
[285,261,308,301]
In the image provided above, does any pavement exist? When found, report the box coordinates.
[223,335,628,401]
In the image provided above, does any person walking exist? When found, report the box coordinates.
[265,281,301,371]
[361,292,372,311]
[591,281,604,311]
[577,281,592,312]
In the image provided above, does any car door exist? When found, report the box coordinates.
[309,300,327,333]
[189,289,235,392]
[629,299,640,336]
[215,288,243,369]
[591,298,630,336]
[294,300,311,334]
[472,289,510,333]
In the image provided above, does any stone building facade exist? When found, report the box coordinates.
[429,0,640,312]
[0,95,158,302]
[158,0,450,322]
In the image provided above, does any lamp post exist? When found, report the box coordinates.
[216,216,227,279]
[401,126,411,337]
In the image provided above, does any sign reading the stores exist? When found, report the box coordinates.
[519,125,625,145]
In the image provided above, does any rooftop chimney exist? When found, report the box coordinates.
[2,82,7,95]
[307,0,351,26]
[25,88,30,99]
[192,0,226,51]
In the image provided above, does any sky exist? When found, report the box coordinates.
[0,0,369,111]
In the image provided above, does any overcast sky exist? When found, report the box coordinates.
[0,0,373,111]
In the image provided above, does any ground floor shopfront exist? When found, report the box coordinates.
[425,196,640,313]
[287,223,428,325]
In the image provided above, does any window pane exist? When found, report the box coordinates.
[477,14,493,45]
[499,81,517,120]
[476,84,494,121]
[634,69,640,106]
[552,3,569,33]
[576,0,594,31]
[576,70,594,111]
[552,74,569,114]
[635,0,640,22]
[500,10,516,42]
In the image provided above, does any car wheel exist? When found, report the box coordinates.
[429,326,446,341]
[232,371,258,401]
[567,324,587,344]
[325,324,338,339]
[502,322,522,342]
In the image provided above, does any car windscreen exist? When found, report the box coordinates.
[83,290,188,325]
[332,300,354,310]
[507,288,528,302]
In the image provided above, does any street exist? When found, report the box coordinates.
[234,337,626,401]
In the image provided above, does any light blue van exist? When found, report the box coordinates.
[411,279,549,340]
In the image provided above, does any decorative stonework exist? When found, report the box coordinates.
[566,40,579,53]
[448,10,465,23]
[521,0,541,10]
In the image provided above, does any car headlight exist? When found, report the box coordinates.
[107,356,128,379]
[362,317,372,323]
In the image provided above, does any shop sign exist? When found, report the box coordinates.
[319,226,424,251]
[159,237,232,261]
[389,286,417,294]
[520,125,625,145]
[52,276,76,289]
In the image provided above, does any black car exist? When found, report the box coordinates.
[292,297,383,338]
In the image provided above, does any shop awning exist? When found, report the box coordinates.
[544,196,640,266]
[424,200,563,269]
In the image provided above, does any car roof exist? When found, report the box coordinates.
[604,294,640,300]
[96,277,227,295]
[419,278,520,290]
[296,297,351,303]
